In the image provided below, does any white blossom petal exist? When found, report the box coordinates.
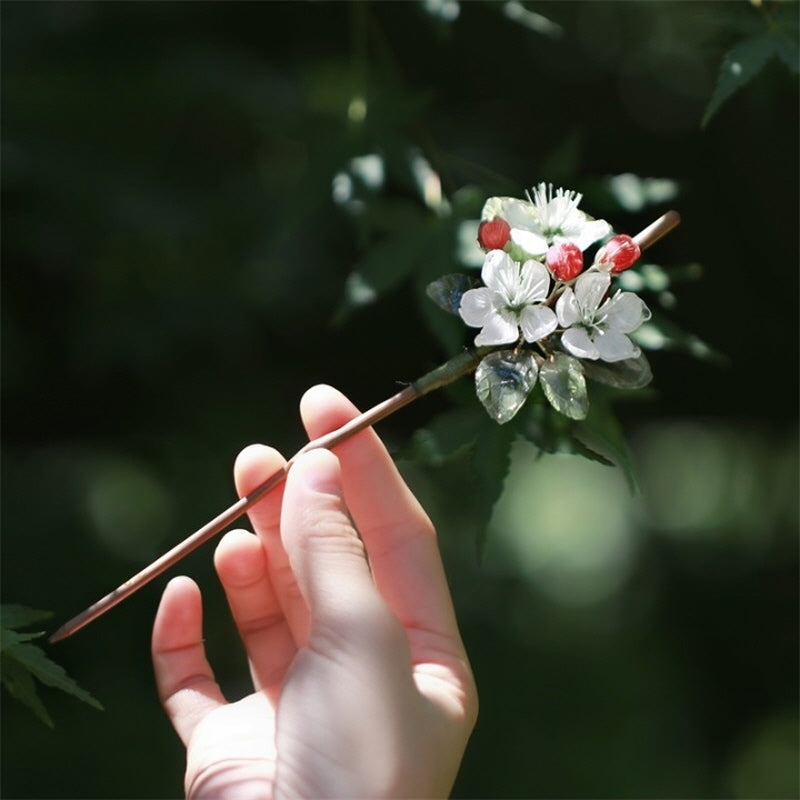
[557,218,612,251]
[561,327,599,360]
[459,287,494,327]
[556,288,579,327]
[518,259,551,303]
[602,291,651,333]
[474,313,519,346]
[510,228,548,256]
[480,196,506,221]
[519,305,557,343]
[574,272,611,316]
[491,257,524,302]
[480,249,511,288]
[502,198,538,230]
[594,330,640,362]
[481,196,518,222]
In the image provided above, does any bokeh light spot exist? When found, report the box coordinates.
[491,442,637,606]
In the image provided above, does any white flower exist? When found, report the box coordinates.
[482,182,611,257]
[556,271,650,362]
[459,250,557,346]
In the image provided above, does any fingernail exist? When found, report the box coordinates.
[300,450,342,497]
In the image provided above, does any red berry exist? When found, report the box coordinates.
[478,217,511,250]
[546,242,584,281]
[598,234,641,273]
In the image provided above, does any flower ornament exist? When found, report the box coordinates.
[481,182,611,259]
[477,217,511,250]
[596,234,642,273]
[546,242,584,282]
[459,250,557,346]
[427,184,682,425]
[556,271,650,362]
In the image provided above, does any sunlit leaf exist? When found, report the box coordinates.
[540,354,588,420]
[475,350,539,424]
[1,654,54,728]
[1,637,103,712]
[425,273,476,315]
[582,352,653,390]
[702,32,779,128]
[1,608,103,727]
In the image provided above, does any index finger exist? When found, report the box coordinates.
[299,384,462,643]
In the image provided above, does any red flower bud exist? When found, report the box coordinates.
[546,242,584,282]
[598,234,641,273]
[478,217,511,250]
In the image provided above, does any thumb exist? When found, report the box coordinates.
[281,449,379,630]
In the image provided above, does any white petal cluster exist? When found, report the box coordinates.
[458,184,651,364]
[459,250,557,346]
[482,182,611,258]
[556,272,651,362]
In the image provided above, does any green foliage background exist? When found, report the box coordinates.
[2,2,797,798]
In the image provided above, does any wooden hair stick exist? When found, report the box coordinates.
[48,209,680,644]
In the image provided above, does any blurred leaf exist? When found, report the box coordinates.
[335,212,432,321]
[471,413,516,559]
[617,262,704,294]
[518,398,613,466]
[774,32,800,73]
[582,353,653,390]
[426,273,476,315]
[702,31,785,127]
[410,405,484,465]
[0,605,53,630]
[1,654,54,728]
[606,174,680,213]
[573,391,637,491]
[632,311,726,364]
[773,2,800,73]
[539,129,583,185]
[502,0,563,38]
[540,354,588,420]
[475,350,539,424]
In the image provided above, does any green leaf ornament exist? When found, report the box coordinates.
[581,352,653,390]
[475,350,539,424]
[539,354,589,420]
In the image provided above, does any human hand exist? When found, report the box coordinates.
[151,385,478,799]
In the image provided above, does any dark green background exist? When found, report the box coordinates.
[2,2,797,798]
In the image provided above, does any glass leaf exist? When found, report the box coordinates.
[475,350,539,424]
[581,352,653,389]
[425,273,476,315]
[540,354,588,420]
